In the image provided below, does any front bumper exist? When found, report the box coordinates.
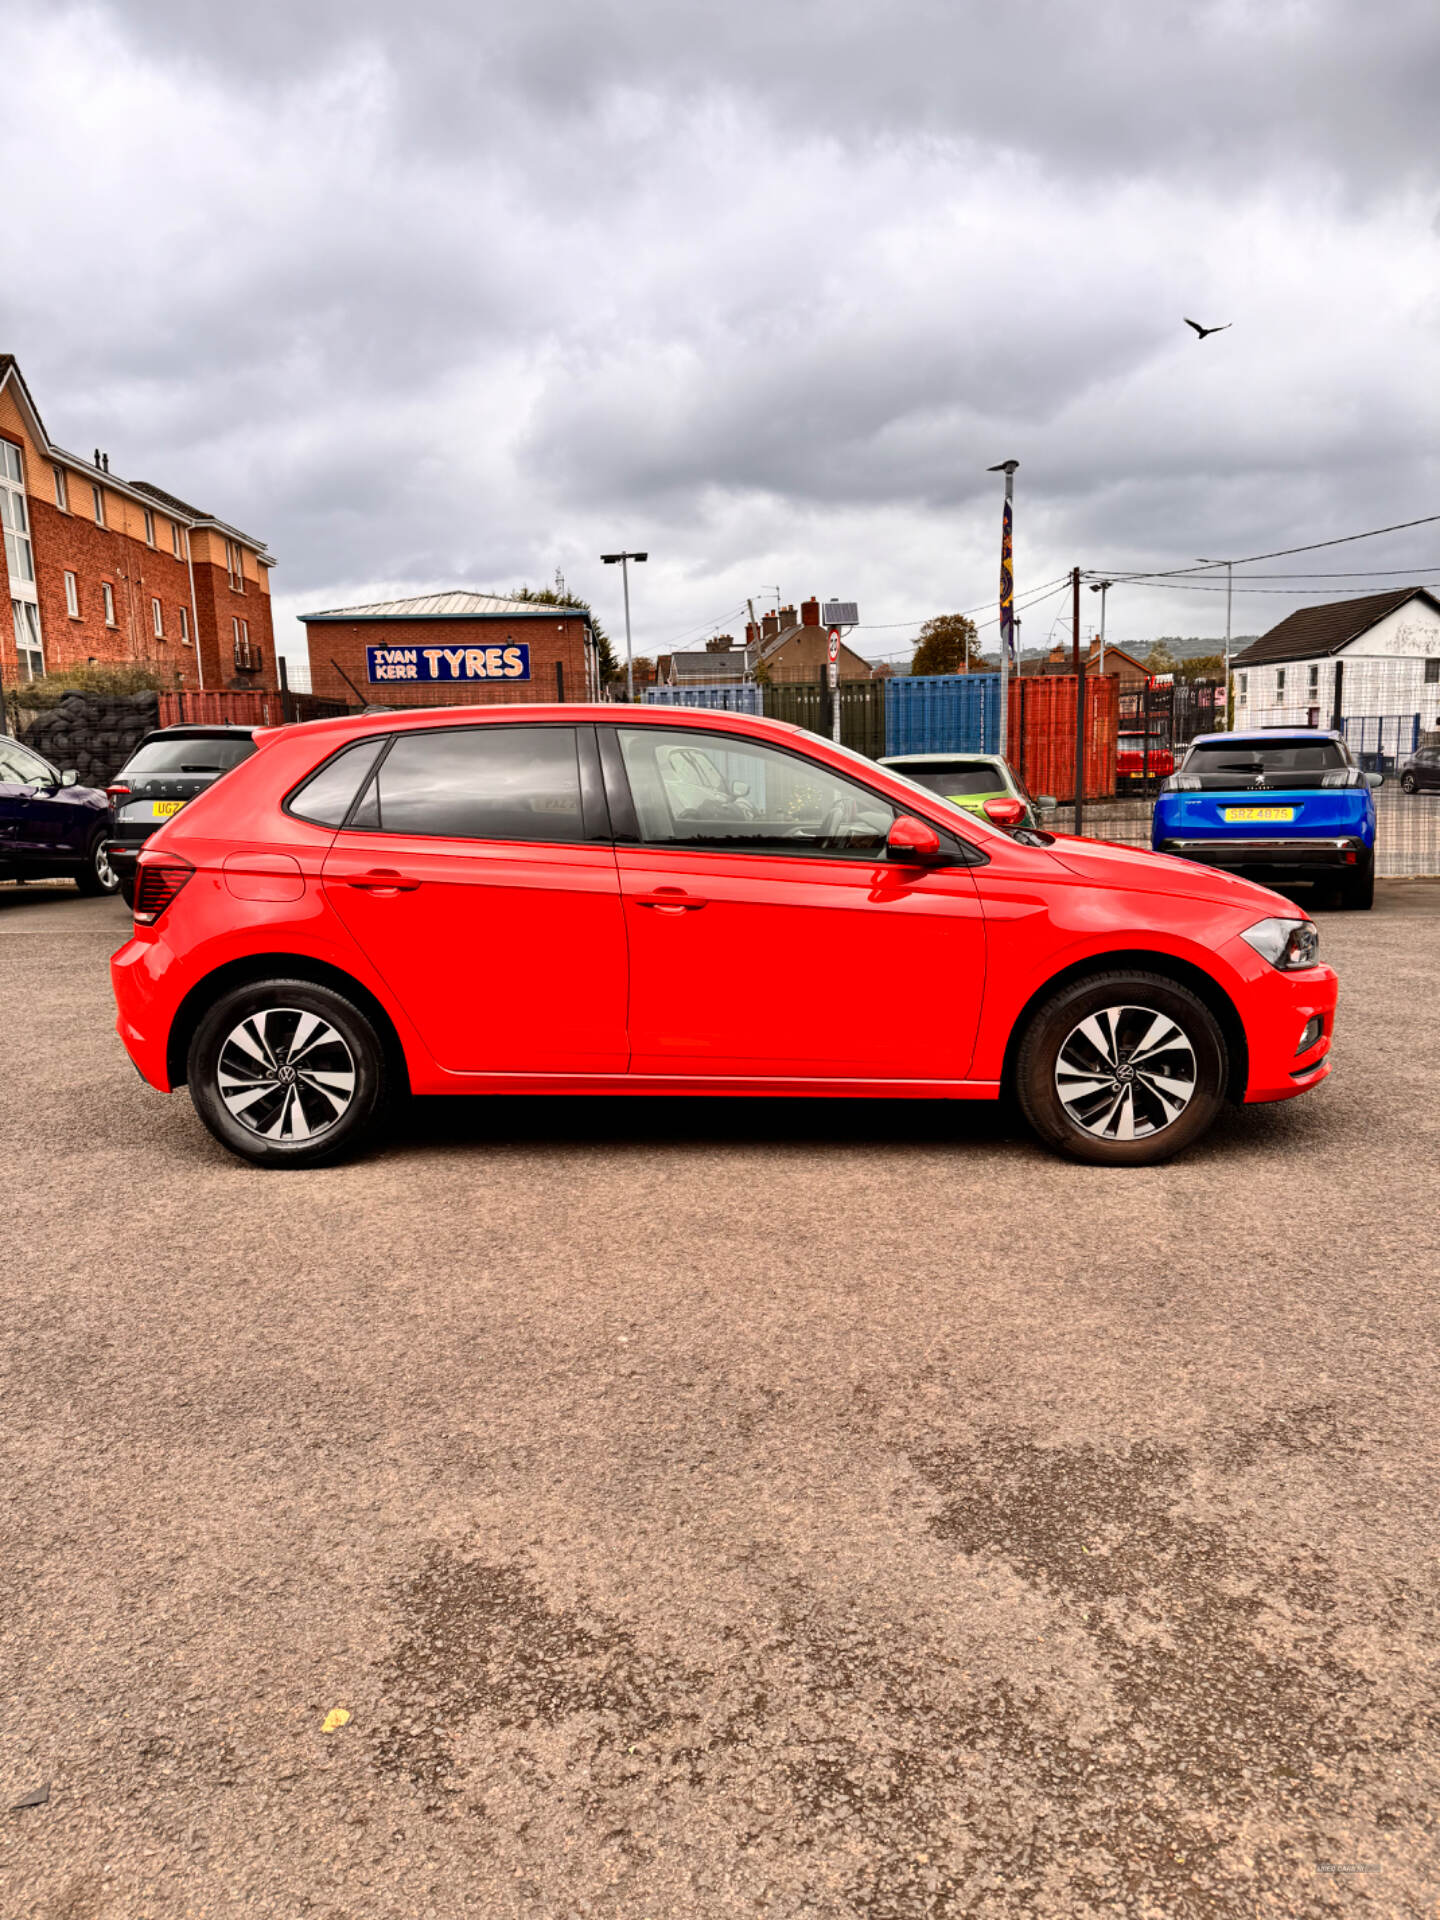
[1239,961,1339,1104]
[1158,836,1370,881]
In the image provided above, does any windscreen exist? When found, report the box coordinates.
[897,764,1003,798]
[1180,738,1348,789]
[123,735,256,774]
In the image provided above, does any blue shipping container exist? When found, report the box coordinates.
[884,674,1002,757]
[643,685,763,715]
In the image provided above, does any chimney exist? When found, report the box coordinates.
[763,610,781,641]
[800,598,821,627]
[778,605,797,628]
[705,634,735,652]
[745,621,760,649]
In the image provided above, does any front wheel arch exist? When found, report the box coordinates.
[165,953,411,1097]
[1001,950,1249,1105]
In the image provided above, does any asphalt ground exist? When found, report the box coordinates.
[2,881,1437,1919]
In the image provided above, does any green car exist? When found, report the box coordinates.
[877,752,1056,831]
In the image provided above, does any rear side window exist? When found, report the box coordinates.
[288,738,387,826]
[365,727,584,841]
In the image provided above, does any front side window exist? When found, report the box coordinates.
[0,737,53,785]
[618,727,896,857]
[102,582,116,625]
[361,726,585,842]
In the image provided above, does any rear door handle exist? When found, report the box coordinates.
[347,868,419,893]
[634,889,707,911]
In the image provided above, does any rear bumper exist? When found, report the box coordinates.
[103,825,155,879]
[1158,836,1370,879]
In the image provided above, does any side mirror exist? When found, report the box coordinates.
[1364,770,1384,789]
[60,769,79,788]
[983,796,1028,828]
[887,813,944,863]
[1035,794,1058,817]
[730,780,750,798]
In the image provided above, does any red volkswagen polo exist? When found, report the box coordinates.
[110,705,1338,1170]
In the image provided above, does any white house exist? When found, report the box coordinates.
[1232,587,1440,757]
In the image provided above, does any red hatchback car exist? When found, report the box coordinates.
[110,705,1338,1170]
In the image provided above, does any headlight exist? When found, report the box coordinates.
[1240,917,1320,970]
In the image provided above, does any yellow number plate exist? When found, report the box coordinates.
[1223,805,1295,822]
[151,800,185,818]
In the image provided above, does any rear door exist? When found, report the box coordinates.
[606,724,987,1081]
[321,722,628,1075]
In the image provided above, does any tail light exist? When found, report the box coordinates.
[106,783,130,802]
[133,857,195,924]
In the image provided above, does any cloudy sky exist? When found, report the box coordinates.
[4,0,1440,674]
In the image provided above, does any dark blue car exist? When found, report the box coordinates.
[1152,728,1380,910]
[0,733,119,895]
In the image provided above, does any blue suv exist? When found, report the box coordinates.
[1152,728,1380,910]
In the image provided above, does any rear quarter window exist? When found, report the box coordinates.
[287,738,387,826]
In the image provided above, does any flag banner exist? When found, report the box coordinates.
[999,498,1015,666]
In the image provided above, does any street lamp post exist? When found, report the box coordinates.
[987,459,1019,757]
[601,550,648,702]
[1089,579,1113,676]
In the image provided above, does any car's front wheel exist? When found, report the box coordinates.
[1401,772,1417,794]
[1015,971,1228,1167]
[75,831,121,897]
[187,978,389,1168]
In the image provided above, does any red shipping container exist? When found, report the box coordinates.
[1006,675,1118,803]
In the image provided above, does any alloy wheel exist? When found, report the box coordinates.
[216,1006,357,1141]
[1054,1004,1198,1142]
[94,841,118,890]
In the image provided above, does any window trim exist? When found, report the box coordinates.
[171,521,184,558]
[53,465,68,511]
[152,596,164,639]
[102,581,116,626]
[602,722,980,866]
[64,571,79,618]
[144,508,155,547]
[178,605,190,645]
[92,484,105,527]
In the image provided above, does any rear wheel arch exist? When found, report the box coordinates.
[165,953,411,1095]
[1001,950,1249,1104]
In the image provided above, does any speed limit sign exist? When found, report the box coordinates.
[827,627,840,664]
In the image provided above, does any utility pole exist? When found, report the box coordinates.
[1198,556,1234,723]
[1089,579,1113,676]
[601,550,648,701]
[1072,565,1086,838]
[987,459,1018,758]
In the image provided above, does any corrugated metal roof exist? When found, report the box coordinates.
[302,590,560,620]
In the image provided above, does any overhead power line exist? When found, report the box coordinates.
[1088,509,1440,581]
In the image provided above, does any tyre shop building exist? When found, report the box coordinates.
[300,592,602,708]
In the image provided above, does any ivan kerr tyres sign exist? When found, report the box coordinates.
[366,643,531,684]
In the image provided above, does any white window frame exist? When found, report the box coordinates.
[102,582,116,626]
[1275,667,1286,696]
[11,597,44,681]
[179,605,190,645]
[64,571,79,617]
[233,615,254,669]
[1307,663,1320,694]
[152,596,164,639]
[171,521,184,558]
[1,446,36,590]
[92,484,105,526]
[226,539,246,592]
[53,465,68,511]
[1238,672,1248,698]
[144,508,155,547]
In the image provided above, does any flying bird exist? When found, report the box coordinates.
[1184,317,1232,340]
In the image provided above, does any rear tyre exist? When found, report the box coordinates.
[1015,971,1228,1167]
[75,832,121,897]
[1401,773,1417,794]
[187,978,389,1168]
[1340,855,1375,911]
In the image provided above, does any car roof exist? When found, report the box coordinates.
[879,752,1003,767]
[258,703,813,749]
[141,724,258,738]
[1189,728,1342,744]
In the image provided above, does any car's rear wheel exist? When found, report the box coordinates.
[1401,772,1417,794]
[1340,854,1375,911]
[75,832,121,897]
[1015,971,1228,1167]
[187,978,389,1168]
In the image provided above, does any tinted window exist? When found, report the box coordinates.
[618,727,895,856]
[894,763,1003,798]
[368,727,584,841]
[1181,738,1346,789]
[123,734,256,774]
[289,738,387,826]
[0,740,53,785]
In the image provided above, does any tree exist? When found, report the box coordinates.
[1174,653,1224,682]
[1143,640,1178,674]
[509,585,620,685]
[911,613,982,676]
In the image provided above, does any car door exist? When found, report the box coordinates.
[0,740,73,860]
[321,722,629,1075]
[604,723,987,1082]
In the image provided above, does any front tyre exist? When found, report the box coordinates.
[75,832,121,897]
[1015,971,1227,1167]
[1401,773,1417,794]
[187,978,389,1168]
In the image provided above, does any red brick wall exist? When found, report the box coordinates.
[26,494,203,679]
[192,559,278,693]
[305,616,594,707]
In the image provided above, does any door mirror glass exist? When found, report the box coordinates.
[60,768,79,788]
[983,796,1027,828]
[1364,770,1384,789]
[886,813,943,862]
[1035,794,1058,816]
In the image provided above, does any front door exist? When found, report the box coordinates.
[608,724,987,1081]
[322,723,628,1075]
[0,739,73,860]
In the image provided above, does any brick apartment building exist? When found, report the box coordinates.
[301,591,603,708]
[0,355,277,695]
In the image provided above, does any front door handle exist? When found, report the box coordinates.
[347,868,419,893]
[634,888,707,911]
